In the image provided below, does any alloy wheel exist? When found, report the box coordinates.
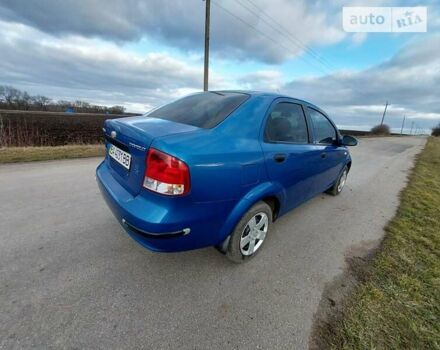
[337,170,347,193]
[240,212,269,256]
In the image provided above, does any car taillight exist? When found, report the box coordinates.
[143,148,190,196]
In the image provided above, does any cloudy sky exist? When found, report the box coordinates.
[0,0,439,132]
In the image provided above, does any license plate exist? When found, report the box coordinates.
[109,145,131,170]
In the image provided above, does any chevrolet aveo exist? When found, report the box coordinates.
[96,91,357,263]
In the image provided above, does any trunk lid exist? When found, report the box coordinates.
[104,116,199,196]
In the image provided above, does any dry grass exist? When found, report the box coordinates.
[320,137,440,349]
[0,145,105,163]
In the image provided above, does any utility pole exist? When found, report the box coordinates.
[203,0,211,91]
[400,115,406,135]
[380,101,388,125]
[410,121,415,135]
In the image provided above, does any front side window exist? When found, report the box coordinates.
[308,108,337,145]
[265,103,309,143]
[145,91,249,129]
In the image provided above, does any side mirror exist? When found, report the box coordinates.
[341,135,358,146]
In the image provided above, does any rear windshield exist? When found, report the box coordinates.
[145,91,249,129]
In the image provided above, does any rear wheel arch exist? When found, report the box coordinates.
[262,196,280,221]
[216,183,284,251]
[326,164,349,196]
[225,200,273,263]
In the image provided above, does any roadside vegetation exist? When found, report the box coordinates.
[432,122,440,136]
[319,137,440,349]
[370,124,391,135]
[0,113,120,147]
[0,145,105,163]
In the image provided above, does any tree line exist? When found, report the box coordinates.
[0,85,125,114]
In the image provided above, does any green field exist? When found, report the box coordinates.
[321,137,440,349]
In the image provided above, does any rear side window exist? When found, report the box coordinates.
[145,92,249,129]
[308,108,337,145]
[265,103,309,143]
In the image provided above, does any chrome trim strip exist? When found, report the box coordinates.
[121,218,190,238]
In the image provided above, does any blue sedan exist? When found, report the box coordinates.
[96,91,357,262]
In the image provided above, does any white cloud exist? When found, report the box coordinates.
[351,32,368,45]
[0,20,208,111]
[0,0,347,64]
[238,70,283,91]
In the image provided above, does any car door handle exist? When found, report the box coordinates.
[320,152,327,159]
[273,153,287,163]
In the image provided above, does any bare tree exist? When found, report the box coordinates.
[32,95,52,110]
[0,85,126,114]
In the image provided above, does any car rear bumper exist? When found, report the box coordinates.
[96,161,234,252]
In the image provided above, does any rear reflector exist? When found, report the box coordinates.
[143,148,190,195]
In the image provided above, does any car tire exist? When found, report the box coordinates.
[225,201,272,263]
[327,165,348,196]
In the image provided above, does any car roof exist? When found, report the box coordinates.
[212,90,323,113]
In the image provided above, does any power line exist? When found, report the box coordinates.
[210,0,369,106]
[233,0,335,72]
[211,0,331,76]
[239,0,337,71]
[212,0,365,96]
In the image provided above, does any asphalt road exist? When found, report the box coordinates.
[0,137,426,350]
